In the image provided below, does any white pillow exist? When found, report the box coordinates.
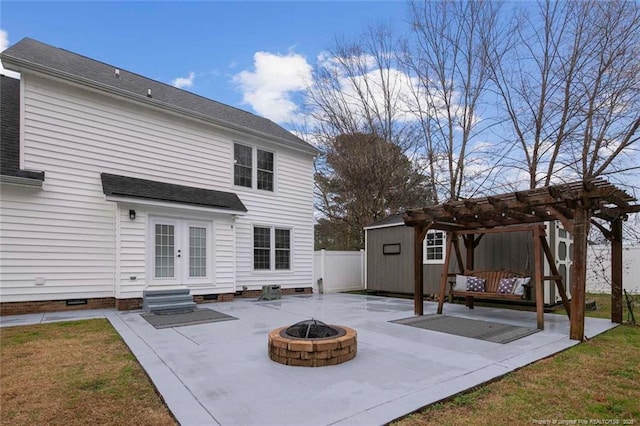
[513,277,531,296]
[454,275,468,292]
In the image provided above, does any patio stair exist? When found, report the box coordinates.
[143,288,196,313]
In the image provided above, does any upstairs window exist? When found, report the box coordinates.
[234,143,274,192]
[423,230,445,264]
[234,143,252,188]
[257,149,274,191]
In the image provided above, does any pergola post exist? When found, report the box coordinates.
[414,225,427,316]
[570,206,591,341]
[437,232,454,315]
[533,226,544,329]
[611,218,623,324]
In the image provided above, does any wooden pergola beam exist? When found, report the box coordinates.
[403,178,638,340]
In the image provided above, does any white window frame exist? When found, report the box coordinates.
[252,225,292,272]
[233,142,275,192]
[423,230,445,264]
[146,216,214,286]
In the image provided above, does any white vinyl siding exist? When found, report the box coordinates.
[0,73,314,302]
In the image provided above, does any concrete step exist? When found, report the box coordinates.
[143,288,191,297]
[144,301,197,313]
[143,288,195,313]
[143,294,194,305]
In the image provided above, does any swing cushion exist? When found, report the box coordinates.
[497,277,518,294]
[454,275,468,292]
[466,276,486,292]
[513,277,531,296]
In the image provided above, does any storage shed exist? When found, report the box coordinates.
[364,214,573,306]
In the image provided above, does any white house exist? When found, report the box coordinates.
[0,38,318,315]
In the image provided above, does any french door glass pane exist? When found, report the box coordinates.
[155,224,175,278]
[189,226,207,277]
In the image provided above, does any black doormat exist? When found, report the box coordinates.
[390,314,540,344]
[141,308,238,329]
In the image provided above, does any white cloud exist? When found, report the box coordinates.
[172,72,195,89]
[233,51,312,125]
[0,29,20,79]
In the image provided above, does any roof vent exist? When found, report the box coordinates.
[115,68,120,78]
[147,89,152,98]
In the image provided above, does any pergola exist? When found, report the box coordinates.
[403,178,640,341]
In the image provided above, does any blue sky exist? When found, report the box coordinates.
[1,1,408,127]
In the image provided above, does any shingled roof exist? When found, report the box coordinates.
[0,75,45,181]
[101,173,247,213]
[1,38,317,155]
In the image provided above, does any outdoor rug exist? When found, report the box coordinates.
[390,314,540,344]
[141,308,238,329]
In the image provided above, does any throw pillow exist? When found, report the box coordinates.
[497,277,518,294]
[466,276,486,292]
[455,275,468,292]
[512,277,531,296]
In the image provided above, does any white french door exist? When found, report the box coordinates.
[149,217,212,286]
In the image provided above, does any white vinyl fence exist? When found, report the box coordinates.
[313,250,365,294]
[586,245,640,294]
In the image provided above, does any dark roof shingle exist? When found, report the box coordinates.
[101,173,247,212]
[0,75,44,180]
[1,38,317,154]
[364,213,405,229]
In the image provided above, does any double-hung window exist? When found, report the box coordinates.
[423,230,445,264]
[234,143,253,188]
[253,226,291,271]
[234,143,274,191]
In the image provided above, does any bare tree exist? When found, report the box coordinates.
[401,0,506,202]
[305,25,433,249]
[489,0,640,189]
[306,24,419,154]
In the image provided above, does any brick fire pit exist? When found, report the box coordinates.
[268,323,357,367]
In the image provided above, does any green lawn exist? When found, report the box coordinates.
[392,293,640,425]
[0,319,176,426]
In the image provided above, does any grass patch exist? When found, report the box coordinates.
[393,320,640,425]
[0,319,176,426]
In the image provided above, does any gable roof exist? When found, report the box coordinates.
[101,173,247,213]
[1,38,317,155]
[0,75,44,182]
[363,213,405,230]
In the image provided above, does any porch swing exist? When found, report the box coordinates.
[438,224,572,330]
[403,179,640,340]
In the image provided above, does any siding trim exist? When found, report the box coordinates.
[105,195,247,216]
[19,77,25,169]
[114,203,121,297]
[363,222,404,231]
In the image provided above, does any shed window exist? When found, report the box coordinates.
[423,230,445,264]
[383,243,401,255]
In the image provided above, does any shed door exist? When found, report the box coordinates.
[555,223,572,300]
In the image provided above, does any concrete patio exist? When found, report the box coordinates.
[1,293,617,425]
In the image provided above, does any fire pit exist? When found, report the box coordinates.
[268,319,357,367]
